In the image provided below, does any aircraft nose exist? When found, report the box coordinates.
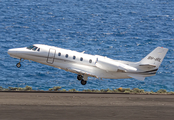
[7,48,25,58]
[8,48,17,55]
[8,47,33,60]
[8,49,14,55]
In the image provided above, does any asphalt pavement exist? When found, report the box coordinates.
[0,92,174,120]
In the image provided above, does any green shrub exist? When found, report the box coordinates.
[8,87,12,90]
[24,86,32,91]
[68,89,77,92]
[49,88,53,91]
[124,91,131,93]
[0,86,4,91]
[106,88,111,92]
[8,87,18,91]
[132,88,145,93]
[83,89,92,92]
[150,90,154,93]
[53,86,62,91]
[169,91,174,94]
[112,89,120,93]
[100,89,106,92]
[139,89,145,93]
[106,90,113,93]
[157,89,167,93]
[18,88,24,91]
[61,89,66,92]
[92,89,100,92]
[123,88,131,92]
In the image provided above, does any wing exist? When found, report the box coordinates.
[62,67,98,78]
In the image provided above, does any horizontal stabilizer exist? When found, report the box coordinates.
[128,74,145,81]
[139,64,156,67]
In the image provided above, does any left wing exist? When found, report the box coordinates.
[64,67,98,78]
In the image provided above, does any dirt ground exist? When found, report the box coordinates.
[0,92,174,120]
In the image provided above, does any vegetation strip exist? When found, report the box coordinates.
[0,86,174,94]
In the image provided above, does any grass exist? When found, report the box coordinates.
[0,86,173,94]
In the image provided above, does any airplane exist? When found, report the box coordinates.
[8,44,168,85]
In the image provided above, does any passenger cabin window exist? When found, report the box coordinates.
[65,54,68,58]
[73,56,76,60]
[80,57,83,61]
[89,59,92,63]
[58,52,61,56]
[37,48,40,51]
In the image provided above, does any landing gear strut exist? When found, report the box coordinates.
[16,58,24,68]
[77,74,88,85]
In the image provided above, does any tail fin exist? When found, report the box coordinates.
[139,47,168,68]
[127,47,168,81]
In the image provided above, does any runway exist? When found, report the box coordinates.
[0,92,174,120]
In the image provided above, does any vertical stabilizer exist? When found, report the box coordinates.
[139,47,168,68]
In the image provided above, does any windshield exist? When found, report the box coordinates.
[27,45,40,51]
[32,46,38,50]
[27,45,35,50]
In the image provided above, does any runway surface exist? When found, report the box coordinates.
[0,92,174,120]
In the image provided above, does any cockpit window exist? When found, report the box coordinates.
[27,45,35,50]
[32,47,38,51]
[27,45,40,51]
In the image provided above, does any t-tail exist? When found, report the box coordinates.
[128,47,168,81]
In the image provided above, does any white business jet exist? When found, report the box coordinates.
[8,44,168,85]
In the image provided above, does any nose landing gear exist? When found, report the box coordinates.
[77,74,88,85]
[16,58,24,68]
[16,63,21,68]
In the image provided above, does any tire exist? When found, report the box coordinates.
[77,75,83,80]
[81,80,87,85]
[16,63,21,68]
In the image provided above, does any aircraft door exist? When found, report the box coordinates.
[47,49,56,64]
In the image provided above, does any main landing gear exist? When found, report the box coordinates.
[77,75,88,85]
[16,58,24,68]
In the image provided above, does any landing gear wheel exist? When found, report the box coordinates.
[77,75,83,80]
[81,80,87,85]
[16,63,21,68]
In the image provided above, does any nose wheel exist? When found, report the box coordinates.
[16,58,24,68]
[16,63,21,68]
